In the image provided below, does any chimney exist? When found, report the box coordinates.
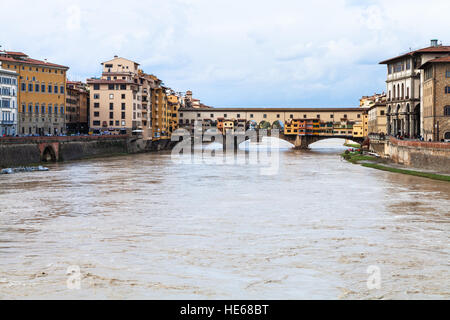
[431,39,438,47]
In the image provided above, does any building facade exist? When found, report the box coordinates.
[0,62,18,136]
[368,102,387,135]
[420,57,450,141]
[151,84,169,140]
[87,57,146,136]
[0,51,69,136]
[66,81,89,134]
[380,40,450,138]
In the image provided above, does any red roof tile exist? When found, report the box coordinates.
[379,46,450,64]
[0,55,69,69]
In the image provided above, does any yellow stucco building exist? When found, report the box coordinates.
[0,51,69,135]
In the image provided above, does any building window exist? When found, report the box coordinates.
[121,94,126,99]
[94,94,100,99]
[110,103,114,110]
[28,83,33,92]
[93,84,100,90]
[35,84,40,92]
[446,71,450,78]
[381,111,385,116]
[93,121,100,126]
[61,106,64,115]
[263,114,267,119]
[94,103,100,108]
[60,86,64,94]
[110,112,114,119]
[48,85,52,93]
[445,86,450,94]
[224,114,227,118]
[444,106,450,116]
[21,83,26,91]
[54,86,58,94]
[121,112,126,119]
[41,83,45,92]
[317,115,320,119]
[94,112,100,117]
[425,67,433,80]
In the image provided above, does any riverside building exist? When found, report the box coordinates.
[379,39,450,138]
[66,81,89,134]
[0,51,69,136]
[419,56,450,141]
[0,62,18,136]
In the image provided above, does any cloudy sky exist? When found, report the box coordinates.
[1,0,448,107]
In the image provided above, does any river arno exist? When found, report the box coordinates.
[0,142,449,299]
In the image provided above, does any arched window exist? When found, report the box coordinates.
[445,132,450,140]
[401,84,404,99]
[41,103,45,114]
[445,106,450,116]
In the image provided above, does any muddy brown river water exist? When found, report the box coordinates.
[0,141,449,299]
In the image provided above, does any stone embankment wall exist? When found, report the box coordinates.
[0,136,174,168]
[370,137,450,173]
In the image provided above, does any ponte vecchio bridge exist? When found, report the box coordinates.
[177,107,366,149]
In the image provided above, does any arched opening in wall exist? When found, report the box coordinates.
[272,120,284,130]
[246,120,258,130]
[258,121,271,130]
[395,104,401,135]
[387,105,391,135]
[309,138,360,151]
[405,104,410,137]
[444,132,450,141]
[414,104,421,137]
[42,146,56,162]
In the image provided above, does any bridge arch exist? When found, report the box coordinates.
[258,120,271,129]
[272,120,284,129]
[40,144,57,162]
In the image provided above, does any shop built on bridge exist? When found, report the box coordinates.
[177,107,367,148]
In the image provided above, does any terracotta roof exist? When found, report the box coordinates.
[379,46,450,64]
[0,55,69,69]
[419,55,450,69]
[86,78,141,85]
[425,56,450,63]
[5,51,27,57]
[180,107,362,112]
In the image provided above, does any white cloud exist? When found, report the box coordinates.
[0,0,448,107]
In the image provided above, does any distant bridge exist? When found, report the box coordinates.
[173,128,364,150]
[177,107,366,149]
